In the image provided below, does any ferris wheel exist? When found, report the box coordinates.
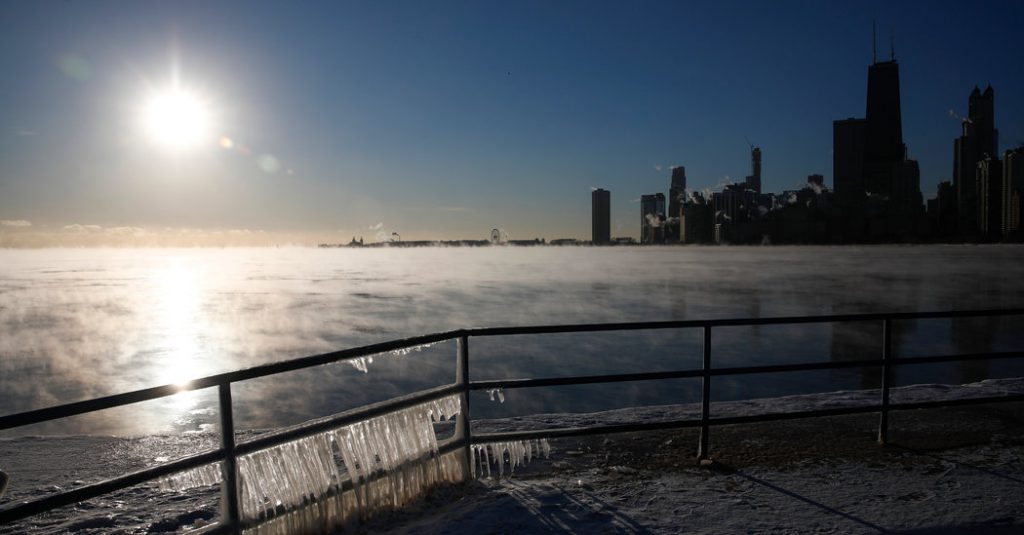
[489,228,508,245]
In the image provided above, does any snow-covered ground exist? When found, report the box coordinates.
[2,379,1023,534]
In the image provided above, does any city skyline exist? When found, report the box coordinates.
[1,1,1023,245]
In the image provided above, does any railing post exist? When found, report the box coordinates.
[698,325,712,460]
[455,336,473,478]
[878,318,893,445]
[218,383,242,534]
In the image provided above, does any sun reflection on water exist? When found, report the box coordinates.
[147,259,216,418]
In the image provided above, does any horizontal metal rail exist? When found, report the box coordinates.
[461,308,1024,337]
[472,393,1024,444]
[1,307,1022,531]
[4,308,1021,430]
[0,448,225,524]
[235,383,461,457]
[0,331,461,431]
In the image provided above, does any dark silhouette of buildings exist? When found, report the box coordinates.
[808,174,824,187]
[745,147,762,194]
[641,193,666,244]
[928,181,957,238]
[953,86,998,238]
[591,188,611,245]
[680,192,713,244]
[832,117,867,241]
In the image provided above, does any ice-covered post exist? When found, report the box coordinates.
[877,318,893,444]
[455,335,473,478]
[698,325,712,460]
[218,383,242,534]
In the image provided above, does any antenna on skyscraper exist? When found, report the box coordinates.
[872,19,877,63]
[890,28,895,60]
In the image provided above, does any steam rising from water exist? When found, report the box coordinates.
[2,246,1023,435]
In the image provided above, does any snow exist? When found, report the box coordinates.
[2,379,1023,533]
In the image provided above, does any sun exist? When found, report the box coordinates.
[141,87,212,150]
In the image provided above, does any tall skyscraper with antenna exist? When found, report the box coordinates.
[832,24,922,241]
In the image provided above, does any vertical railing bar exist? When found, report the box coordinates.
[698,325,712,460]
[218,383,242,534]
[455,336,473,478]
[878,318,893,445]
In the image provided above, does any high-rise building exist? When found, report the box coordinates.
[930,181,957,239]
[640,193,665,244]
[667,166,687,242]
[591,188,611,245]
[745,147,762,194]
[668,166,687,220]
[1003,147,1024,239]
[680,193,713,244]
[976,157,1003,240]
[864,60,905,185]
[954,86,999,237]
[843,48,922,240]
[833,118,867,240]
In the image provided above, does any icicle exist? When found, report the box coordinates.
[388,341,442,357]
[347,342,444,374]
[157,461,222,492]
[349,357,370,373]
[471,439,550,480]
[229,393,466,534]
[486,388,505,403]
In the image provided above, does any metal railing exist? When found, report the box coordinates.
[2,308,1023,533]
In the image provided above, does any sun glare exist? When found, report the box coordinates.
[141,87,212,150]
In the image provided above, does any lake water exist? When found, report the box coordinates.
[2,245,1023,437]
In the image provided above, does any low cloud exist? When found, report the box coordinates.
[369,222,384,231]
[653,165,663,172]
[0,219,31,227]
[106,226,146,237]
[64,223,103,232]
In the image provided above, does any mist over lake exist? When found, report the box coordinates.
[2,245,1023,437]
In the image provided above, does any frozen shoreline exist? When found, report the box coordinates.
[2,378,1023,534]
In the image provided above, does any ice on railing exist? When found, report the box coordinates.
[157,461,222,492]
[156,394,464,534]
[471,439,550,479]
[349,341,443,373]
[486,388,505,403]
[238,394,464,534]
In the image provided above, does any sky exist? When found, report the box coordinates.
[1,0,1022,244]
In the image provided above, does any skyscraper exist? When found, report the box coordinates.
[954,86,999,237]
[976,157,1002,240]
[864,60,906,192]
[745,147,762,194]
[591,188,611,245]
[668,166,687,219]
[667,166,686,243]
[832,117,867,240]
[1003,147,1024,239]
[829,33,924,243]
[640,193,665,244]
